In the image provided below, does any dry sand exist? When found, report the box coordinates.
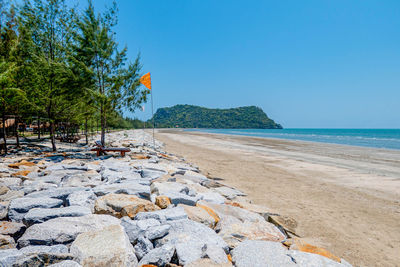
[156,129,400,267]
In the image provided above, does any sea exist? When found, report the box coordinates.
[186,128,400,150]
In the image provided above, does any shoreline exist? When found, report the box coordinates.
[156,129,400,266]
[183,128,400,152]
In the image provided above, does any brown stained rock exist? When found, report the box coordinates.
[155,195,171,209]
[178,204,219,228]
[131,154,151,160]
[0,234,16,249]
[94,193,160,218]
[8,160,35,169]
[268,215,298,235]
[185,258,233,267]
[0,221,26,239]
[225,200,279,217]
[290,238,341,263]
[121,203,160,219]
[0,186,9,196]
[11,170,31,177]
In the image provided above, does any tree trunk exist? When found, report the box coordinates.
[37,115,41,139]
[1,107,7,154]
[15,116,20,148]
[50,121,56,152]
[100,105,105,147]
[85,117,88,145]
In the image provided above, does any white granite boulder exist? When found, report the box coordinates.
[70,224,137,267]
[23,206,92,226]
[18,214,120,247]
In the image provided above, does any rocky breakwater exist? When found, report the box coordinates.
[0,130,353,266]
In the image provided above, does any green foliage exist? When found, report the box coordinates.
[150,104,283,129]
[72,0,148,145]
[0,0,148,152]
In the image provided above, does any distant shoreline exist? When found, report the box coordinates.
[180,128,400,151]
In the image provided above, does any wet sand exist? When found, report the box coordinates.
[156,129,400,267]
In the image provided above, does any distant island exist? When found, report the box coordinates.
[149,104,282,129]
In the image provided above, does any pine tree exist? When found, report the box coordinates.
[74,0,148,146]
[19,0,77,151]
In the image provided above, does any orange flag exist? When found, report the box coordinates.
[140,72,151,90]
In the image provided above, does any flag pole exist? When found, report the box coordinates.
[139,72,154,150]
[151,87,155,150]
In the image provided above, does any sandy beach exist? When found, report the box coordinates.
[156,129,400,267]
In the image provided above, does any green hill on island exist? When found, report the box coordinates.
[150,105,282,129]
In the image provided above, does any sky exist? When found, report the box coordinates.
[87,0,400,128]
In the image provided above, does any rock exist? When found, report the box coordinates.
[25,187,87,202]
[289,238,341,263]
[94,193,159,219]
[155,195,171,209]
[18,214,120,247]
[62,164,88,171]
[225,200,279,219]
[155,219,228,265]
[216,215,285,247]
[0,186,9,195]
[268,215,298,236]
[202,244,230,264]
[165,192,200,206]
[92,183,150,199]
[231,240,295,267]
[70,224,137,267]
[197,200,266,222]
[11,169,32,177]
[134,236,153,259]
[214,186,246,200]
[197,191,226,204]
[0,190,24,201]
[151,182,194,197]
[145,225,170,240]
[0,221,26,239]
[8,160,36,168]
[20,244,69,254]
[0,201,8,219]
[134,206,188,222]
[100,169,142,183]
[48,260,82,267]
[13,252,73,266]
[179,204,219,228]
[8,197,63,222]
[23,206,92,226]
[0,249,22,266]
[0,234,16,249]
[198,201,285,247]
[137,243,175,267]
[287,250,349,266]
[140,168,167,180]
[121,217,160,243]
[67,190,97,212]
[0,177,22,187]
[185,258,232,267]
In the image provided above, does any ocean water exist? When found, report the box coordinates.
[186,128,400,150]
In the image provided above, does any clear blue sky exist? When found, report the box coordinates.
[89,0,400,128]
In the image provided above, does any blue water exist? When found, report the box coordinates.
[186,129,400,150]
